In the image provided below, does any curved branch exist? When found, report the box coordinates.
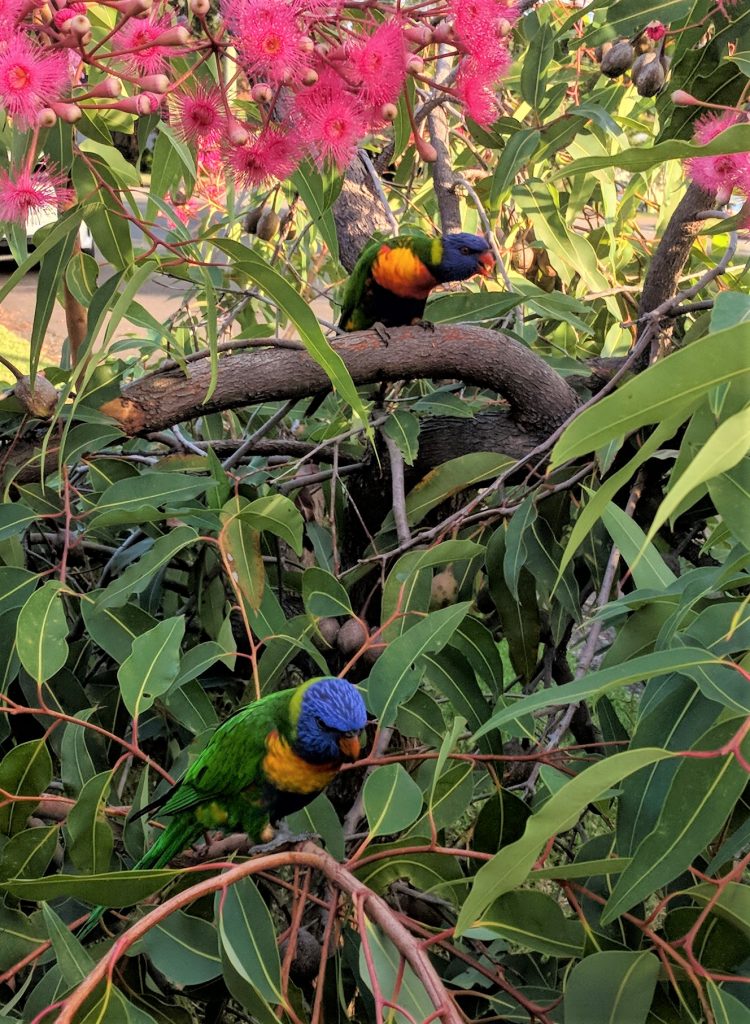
[56,845,462,1024]
[101,324,579,437]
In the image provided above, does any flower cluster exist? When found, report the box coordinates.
[685,110,750,203]
[0,0,518,223]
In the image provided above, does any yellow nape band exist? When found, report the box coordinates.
[431,237,442,266]
[263,731,336,794]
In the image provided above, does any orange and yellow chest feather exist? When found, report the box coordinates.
[371,244,438,300]
[262,731,337,794]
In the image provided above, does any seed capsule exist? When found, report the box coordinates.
[600,40,635,78]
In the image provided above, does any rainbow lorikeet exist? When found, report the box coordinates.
[338,232,495,332]
[79,677,367,937]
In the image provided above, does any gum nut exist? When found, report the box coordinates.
[37,108,57,127]
[189,0,210,14]
[69,14,90,33]
[301,67,318,86]
[14,375,58,419]
[600,40,635,77]
[314,617,340,649]
[595,40,613,63]
[406,55,424,74]
[336,618,367,656]
[381,102,398,121]
[243,206,264,233]
[256,208,281,240]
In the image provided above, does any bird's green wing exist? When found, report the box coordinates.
[155,691,290,817]
[338,238,384,330]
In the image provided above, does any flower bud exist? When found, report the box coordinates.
[86,76,122,99]
[298,34,314,53]
[415,136,437,162]
[50,100,82,122]
[498,18,513,37]
[671,89,700,106]
[189,0,209,13]
[380,102,398,122]
[69,14,90,34]
[432,19,454,44]
[404,25,431,47]
[251,82,273,103]
[300,67,318,86]
[36,107,58,127]
[109,0,152,15]
[153,25,190,46]
[138,74,170,93]
[406,55,424,75]
[228,121,249,145]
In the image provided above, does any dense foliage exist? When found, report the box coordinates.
[0,0,749,1022]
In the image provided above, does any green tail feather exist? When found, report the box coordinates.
[78,816,201,940]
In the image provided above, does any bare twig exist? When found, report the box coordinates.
[222,398,297,471]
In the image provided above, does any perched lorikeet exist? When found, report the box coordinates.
[338,232,495,332]
[79,677,367,937]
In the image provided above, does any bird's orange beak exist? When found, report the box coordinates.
[477,250,495,277]
[338,733,361,761]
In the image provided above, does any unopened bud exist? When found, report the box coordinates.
[69,13,90,34]
[251,82,273,103]
[498,18,512,37]
[432,19,454,44]
[380,102,398,122]
[110,0,152,15]
[228,121,249,145]
[113,93,156,114]
[189,0,209,13]
[36,107,58,127]
[138,74,170,93]
[415,136,437,162]
[50,100,82,122]
[716,185,733,207]
[404,25,432,47]
[406,55,424,75]
[153,25,190,46]
[671,89,700,106]
[298,34,314,53]
[314,43,329,58]
[300,67,318,86]
[86,76,122,99]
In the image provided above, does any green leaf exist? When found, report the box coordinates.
[287,793,344,861]
[216,876,283,1004]
[95,526,198,610]
[358,920,435,1022]
[602,716,750,924]
[366,602,471,726]
[382,411,420,466]
[646,406,750,546]
[73,158,134,269]
[708,982,750,1024]
[601,502,677,590]
[213,238,370,431]
[16,581,68,683]
[90,472,209,527]
[0,502,38,540]
[220,497,266,612]
[474,648,730,738]
[0,568,38,617]
[472,890,584,958]
[563,950,660,1024]
[82,599,158,664]
[291,160,340,263]
[551,325,750,467]
[486,526,540,683]
[302,567,352,617]
[1,869,179,905]
[65,771,113,874]
[455,747,674,933]
[237,494,304,556]
[400,453,515,527]
[42,903,93,986]
[0,905,47,972]
[363,764,423,838]
[117,616,186,718]
[489,128,541,211]
[135,911,221,987]
[0,826,59,881]
[0,739,52,835]
[521,22,554,109]
[553,122,750,179]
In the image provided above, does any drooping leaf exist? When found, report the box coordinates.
[117,616,186,718]
[16,581,69,683]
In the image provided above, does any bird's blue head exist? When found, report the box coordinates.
[293,677,368,765]
[435,232,495,283]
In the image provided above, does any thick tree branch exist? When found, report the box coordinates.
[635,182,715,366]
[101,325,579,438]
[333,155,397,271]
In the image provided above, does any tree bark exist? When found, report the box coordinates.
[101,324,579,437]
[333,155,396,271]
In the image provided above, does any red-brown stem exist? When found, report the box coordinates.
[55,846,463,1024]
